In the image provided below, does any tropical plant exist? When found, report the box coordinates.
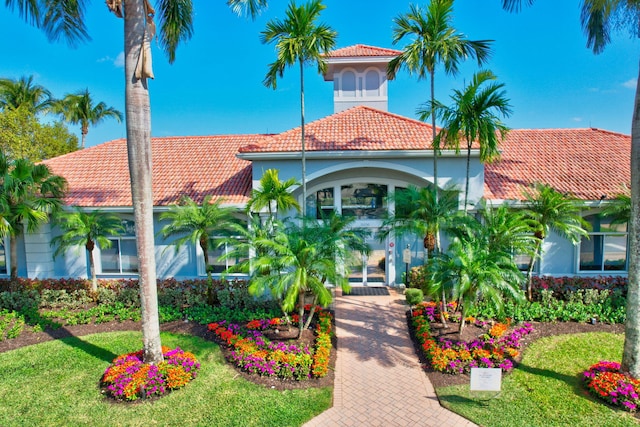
[246,168,300,220]
[7,0,269,363]
[52,89,123,149]
[601,186,631,226]
[51,207,125,292]
[502,0,640,380]
[247,215,365,337]
[388,0,492,210]
[521,183,590,301]
[0,75,52,113]
[158,195,240,304]
[425,70,511,211]
[0,152,67,279]
[476,200,538,257]
[261,0,337,216]
[428,232,525,333]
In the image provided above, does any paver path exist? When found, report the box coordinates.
[303,289,477,427]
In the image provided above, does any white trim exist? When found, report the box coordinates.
[238,149,477,161]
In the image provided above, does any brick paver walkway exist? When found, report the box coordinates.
[303,289,477,427]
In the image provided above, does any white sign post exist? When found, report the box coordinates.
[470,368,502,399]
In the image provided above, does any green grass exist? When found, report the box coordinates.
[0,331,332,427]
[436,332,639,427]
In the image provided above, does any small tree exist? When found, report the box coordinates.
[159,195,240,304]
[246,168,300,220]
[51,207,125,291]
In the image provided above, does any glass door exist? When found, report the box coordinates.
[349,235,386,285]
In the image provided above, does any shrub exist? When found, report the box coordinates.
[405,288,424,307]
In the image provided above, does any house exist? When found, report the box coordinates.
[8,45,630,285]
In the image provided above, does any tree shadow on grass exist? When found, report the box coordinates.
[55,328,119,363]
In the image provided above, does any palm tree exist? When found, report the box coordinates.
[159,195,240,304]
[7,0,268,364]
[601,186,631,226]
[0,151,67,279]
[477,200,538,258]
[388,0,492,218]
[51,208,125,291]
[247,216,357,338]
[52,89,123,149]
[521,183,590,301]
[0,75,53,113]
[246,168,300,220]
[502,0,640,379]
[425,70,512,212]
[261,0,337,217]
[429,233,525,333]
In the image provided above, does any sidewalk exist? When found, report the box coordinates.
[303,289,477,427]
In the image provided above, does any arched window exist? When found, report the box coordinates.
[365,70,380,96]
[341,71,356,97]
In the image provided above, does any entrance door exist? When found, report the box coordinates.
[349,236,386,285]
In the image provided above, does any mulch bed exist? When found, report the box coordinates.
[0,319,335,391]
[411,316,626,389]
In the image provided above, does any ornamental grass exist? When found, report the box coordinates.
[101,346,200,401]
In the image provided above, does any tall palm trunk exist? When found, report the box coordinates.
[124,0,162,365]
[526,238,542,302]
[9,234,17,280]
[300,58,307,218]
[622,61,640,377]
[86,240,97,292]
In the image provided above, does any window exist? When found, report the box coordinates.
[579,214,628,272]
[341,183,387,219]
[341,71,356,97]
[205,240,249,275]
[100,219,138,274]
[315,188,335,219]
[0,240,6,275]
[365,70,380,96]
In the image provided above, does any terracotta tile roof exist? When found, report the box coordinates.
[485,128,631,201]
[44,135,269,207]
[239,106,438,153]
[327,44,402,58]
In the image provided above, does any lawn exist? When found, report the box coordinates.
[0,331,332,427]
[436,332,639,427]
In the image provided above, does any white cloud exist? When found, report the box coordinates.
[572,117,583,123]
[114,52,125,68]
[622,78,637,89]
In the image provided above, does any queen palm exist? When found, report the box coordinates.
[7,0,268,363]
[261,0,337,217]
[426,70,512,212]
[51,208,125,292]
[159,195,240,305]
[0,151,67,280]
[0,75,52,113]
[522,183,590,301]
[52,89,123,149]
[388,0,492,223]
[502,0,640,378]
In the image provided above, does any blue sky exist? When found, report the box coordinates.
[2,1,638,148]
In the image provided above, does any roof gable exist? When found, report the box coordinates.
[327,44,402,58]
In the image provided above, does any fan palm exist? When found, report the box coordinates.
[52,89,123,149]
[522,183,590,300]
[502,0,640,378]
[0,151,67,279]
[388,0,492,210]
[51,208,125,291]
[7,0,268,363]
[0,75,53,113]
[261,0,337,217]
[425,70,512,212]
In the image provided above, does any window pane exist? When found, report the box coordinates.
[120,239,138,273]
[341,183,387,219]
[316,188,334,219]
[365,71,380,96]
[0,242,6,275]
[101,239,121,273]
[604,235,627,270]
[207,245,226,274]
[514,253,532,271]
[342,71,356,96]
[580,235,602,270]
[227,243,249,271]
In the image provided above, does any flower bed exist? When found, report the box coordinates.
[411,302,533,374]
[583,360,640,412]
[101,346,200,401]
[208,308,333,380]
